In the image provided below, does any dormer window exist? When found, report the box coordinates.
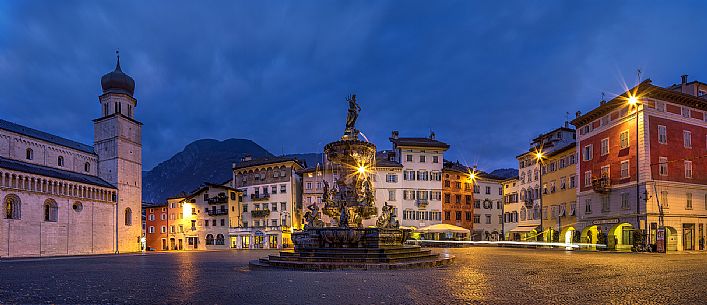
[58,156,64,167]
[26,148,33,160]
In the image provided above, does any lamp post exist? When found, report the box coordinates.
[535,151,544,242]
[628,95,643,241]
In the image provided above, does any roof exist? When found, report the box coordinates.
[183,182,241,201]
[390,137,450,149]
[476,172,505,181]
[0,119,95,154]
[232,156,305,170]
[531,126,575,143]
[572,79,707,126]
[376,159,403,168]
[142,202,167,208]
[442,161,470,174]
[0,156,115,189]
[544,142,576,159]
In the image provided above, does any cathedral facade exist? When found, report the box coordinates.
[0,56,143,257]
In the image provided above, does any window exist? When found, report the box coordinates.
[148,214,155,221]
[485,215,491,224]
[386,174,398,183]
[569,175,576,188]
[473,185,480,194]
[43,199,58,222]
[681,106,690,118]
[473,215,480,224]
[148,226,154,233]
[685,161,693,178]
[280,184,286,193]
[205,219,209,226]
[661,191,669,209]
[485,186,491,195]
[57,156,64,167]
[242,204,248,212]
[619,130,630,149]
[26,148,33,160]
[583,145,593,161]
[388,190,396,201]
[658,125,667,144]
[306,182,312,190]
[281,202,286,211]
[161,226,166,233]
[683,130,692,148]
[585,199,592,214]
[474,200,481,209]
[221,219,225,226]
[686,193,693,210]
[433,156,439,163]
[601,196,610,212]
[656,101,665,112]
[600,138,609,156]
[124,208,132,226]
[584,171,591,187]
[659,157,668,176]
[601,165,610,179]
[419,155,426,163]
[455,194,462,204]
[620,160,629,179]
[406,155,413,162]
[466,211,472,221]
[206,234,214,245]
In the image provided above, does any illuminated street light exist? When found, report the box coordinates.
[628,95,638,106]
[357,165,366,174]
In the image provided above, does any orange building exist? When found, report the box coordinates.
[442,161,474,232]
[143,203,169,251]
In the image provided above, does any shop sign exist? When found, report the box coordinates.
[591,219,619,225]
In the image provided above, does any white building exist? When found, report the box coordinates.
[230,156,304,249]
[471,172,504,241]
[0,55,143,257]
[502,177,520,240]
[389,131,449,228]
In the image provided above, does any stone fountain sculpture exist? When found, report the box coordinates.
[252,94,453,270]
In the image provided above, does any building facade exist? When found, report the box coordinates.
[539,143,577,243]
[143,203,168,250]
[572,77,707,251]
[389,131,448,228]
[472,172,504,241]
[442,162,474,233]
[230,156,304,249]
[0,56,142,257]
[502,177,520,240]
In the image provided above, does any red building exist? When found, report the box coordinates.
[572,76,707,251]
[143,203,169,251]
[442,162,474,234]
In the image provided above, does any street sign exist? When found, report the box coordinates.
[656,227,666,253]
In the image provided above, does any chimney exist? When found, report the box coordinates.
[681,74,688,84]
[391,130,399,139]
[575,111,581,118]
[564,121,569,128]
[429,131,436,140]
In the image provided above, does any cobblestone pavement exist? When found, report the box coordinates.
[0,247,705,304]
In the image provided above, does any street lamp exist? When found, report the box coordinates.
[627,94,643,242]
[534,150,544,242]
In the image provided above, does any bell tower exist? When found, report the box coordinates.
[94,51,143,253]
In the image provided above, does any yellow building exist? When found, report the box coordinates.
[540,143,578,243]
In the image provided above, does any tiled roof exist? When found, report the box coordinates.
[0,119,95,154]
[390,137,450,149]
[232,156,305,170]
[0,156,115,189]
[375,151,402,168]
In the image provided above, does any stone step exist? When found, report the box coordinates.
[267,252,440,263]
[251,255,454,271]
[279,249,432,259]
[282,246,425,256]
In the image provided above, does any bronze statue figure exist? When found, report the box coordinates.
[376,202,399,229]
[303,203,324,229]
[345,94,361,131]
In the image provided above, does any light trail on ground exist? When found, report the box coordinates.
[406,239,607,249]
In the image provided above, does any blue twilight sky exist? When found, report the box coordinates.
[1,1,707,172]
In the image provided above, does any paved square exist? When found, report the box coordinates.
[0,248,705,304]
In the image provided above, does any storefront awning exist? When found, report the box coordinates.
[415,224,470,234]
[509,225,540,232]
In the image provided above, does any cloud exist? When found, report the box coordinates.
[1,1,707,172]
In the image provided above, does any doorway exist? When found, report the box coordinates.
[683,224,694,251]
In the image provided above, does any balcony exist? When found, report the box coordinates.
[524,198,534,208]
[251,209,271,218]
[416,199,429,208]
[206,209,228,216]
[207,194,229,204]
[592,175,611,194]
[250,193,270,200]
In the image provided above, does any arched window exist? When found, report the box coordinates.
[26,148,33,160]
[73,201,83,212]
[4,194,21,219]
[84,162,91,173]
[216,234,225,245]
[206,234,215,245]
[57,156,64,167]
[44,199,58,222]
[520,207,526,221]
[125,208,132,226]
